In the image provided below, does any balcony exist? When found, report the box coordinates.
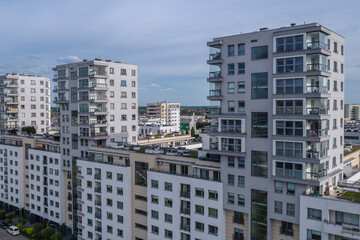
[94,174,101,181]
[209,71,221,79]
[90,119,107,125]
[305,170,327,181]
[306,149,328,159]
[90,107,107,114]
[208,90,222,100]
[180,223,190,232]
[307,41,328,51]
[94,201,101,207]
[91,132,108,137]
[95,187,101,194]
[89,82,107,88]
[307,63,328,72]
[208,107,221,115]
[210,142,219,150]
[306,108,328,115]
[5,108,19,112]
[180,190,190,199]
[180,207,190,215]
[306,129,329,137]
[89,95,107,101]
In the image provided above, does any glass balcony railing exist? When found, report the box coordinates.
[89,83,107,88]
[209,124,218,132]
[275,169,302,179]
[210,142,219,150]
[90,107,107,113]
[306,86,328,94]
[209,52,221,61]
[306,129,329,137]
[306,108,328,115]
[306,149,328,159]
[209,90,221,97]
[307,41,328,50]
[209,107,221,114]
[305,170,327,181]
[307,63,328,72]
[89,95,107,100]
[209,71,221,78]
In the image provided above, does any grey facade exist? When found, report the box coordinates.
[0,73,51,135]
[205,23,345,239]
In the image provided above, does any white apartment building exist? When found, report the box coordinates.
[147,102,180,132]
[0,73,51,135]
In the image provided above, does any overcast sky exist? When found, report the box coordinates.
[0,0,359,106]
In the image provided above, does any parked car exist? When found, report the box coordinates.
[7,225,20,236]
[0,220,9,229]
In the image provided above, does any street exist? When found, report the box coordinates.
[0,228,27,240]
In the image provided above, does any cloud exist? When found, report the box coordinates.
[57,56,81,63]
[151,83,160,88]
[161,88,175,91]
[29,54,41,59]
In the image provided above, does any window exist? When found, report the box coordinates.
[286,203,295,216]
[228,45,235,56]
[228,101,235,112]
[164,214,172,223]
[151,180,158,188]
[287,183,295,195]
[151,210,159,219]
[238,81,245,93]
[195,222,204,232]
[238,62,245,74]
[276,100,303,115]
[275,201,282,214]
[228,192,235,204]
[334,42,338,53]
[251,151,268,177]
[280,221,294,236]
[195,205,204,215]
[164,182,172,191]
[238,157,245,168]
[228,82,235,93]
[208,190,218,200]
[238,43,245,55]
[238,176,245,187]
[308,208,322,221]
[251,46,268,60]
[208,208,218,218]
[276,57,303,73]
[120,69,127,75]
[233,211,244,224]
[251,112,268,138]
[276,121,303,136]
[275,162,303,179]
[307,229,321,240]
[228,157,235,167]
[275,181,283,193]
[79,67,88,77]
[276,78,303,94]
[164,198,172,207]
[336,211,359,226]
[208,225,218,236]
[221,138,241,152]
[151,195,158,204]
[151,225,159,235]
[228,63,235,75]
[228,174,234,186]
[276,35,303,52]
[275,141,303,157]
[251,72,268,99]
[195,188,204,198]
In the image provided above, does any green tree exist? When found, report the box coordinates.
[21,126,36,135]
[185,128,189,135]
[42,227,55,240]
[191,127,196,137]
[6,212,15,224]
[33,223,43,234]
[50,232,63,240]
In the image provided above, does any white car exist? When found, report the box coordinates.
[7,225,20,236]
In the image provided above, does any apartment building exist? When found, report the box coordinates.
[205,23,345,239]
[0,73,51,135]
[75,146,226,240]
[345,104,360,120]
[146,102,180,132]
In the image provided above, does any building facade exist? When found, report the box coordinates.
[0,73,51,135]
[205,22,345,239]
[345,104,360,120]
[146,102,180,132]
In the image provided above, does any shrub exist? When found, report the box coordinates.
[50,232,63,240]
[6,212,15,224]
[21,126,36,135]
[16,224,21,229]
[18,217,27,225]
[0,210,5,220]
[33,223,43,233]
[26,228,34,235]
[42,227,55,240]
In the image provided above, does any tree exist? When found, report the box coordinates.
[50,232,63,240]
[21,126,36,135]
[0,210,5,220]
[33,223,43,234]
[6,212,15,224]
[190,127,196,137]
[42,227,55,240]
[18,217,27,225]
[185,128,189,135]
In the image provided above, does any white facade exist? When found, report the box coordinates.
[28,148,65,225]
[146,102,180,132]
[147,170,226,240]
[300,195,360,240]
[0,144,25,209]
[76,159,132,240]
[0,73,51,135]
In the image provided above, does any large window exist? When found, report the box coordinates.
[228,45,235,56]
[336,211,359,226]
[221,119,241,133]
[275,162,303,179]
[221,138,242,152]
[276,57,303,73]
[276,100,303,115]
[251,72,268,99]
[251,112,268,138]
[276,141,303,158]
[307,229,321,240]
[307,208,322,221]
[276,78,303,94]
[79,67,88,77]
[238,44,245,55]
[276,35,303,52]
[251,46,268,60]
[251,189,268,239]
[276,121,303,136]
[251,151,268,177]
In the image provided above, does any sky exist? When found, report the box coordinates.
[0,0,359,106]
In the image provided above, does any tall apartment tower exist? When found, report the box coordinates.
[344,104,360,120]
[205,23,344,239]
[0,73,51,135]
[147,102,180,131]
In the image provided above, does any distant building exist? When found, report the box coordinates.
[345,104,360,120]
[344,120,360,145]
[146,102,180,131]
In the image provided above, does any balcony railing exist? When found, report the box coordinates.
[305,170,327,181]
[90,107,107,113]
[94,174,101,180]
[306,86,328,94]
[307,63,328,72]
[89,83,107,88]
[209,52,221,61]
[89,70,107,76]
[275,169,302,179]
[180,223,190,232]
[180,207,190,215]
[306,149,328,159]
[233,233,244,240]
[91,132,108,137]
[209,107,221,114]
[209,90,221,97]
[306,108,328,115]
[307,41,328,50]
[209,71,221,78]
[210,142,219,150]
[89,95,107,100]
[306,129,329,137]
[180,190,190,199]
[221,126,242,133]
